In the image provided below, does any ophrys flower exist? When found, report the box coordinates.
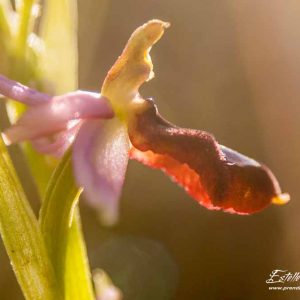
[0,20,289,225]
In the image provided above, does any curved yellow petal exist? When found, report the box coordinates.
[101,19,170,120]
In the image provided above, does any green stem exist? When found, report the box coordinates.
[39,151,94,300]
[0,136,61,300]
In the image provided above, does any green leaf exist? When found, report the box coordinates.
[40,151,94,300]
[0,136,61,300]
[24,143,57,195]
[38,1,94,298]
[65,210,94,300]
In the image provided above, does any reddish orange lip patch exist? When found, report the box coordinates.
[128,99,289,214]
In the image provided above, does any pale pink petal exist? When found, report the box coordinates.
[31,120,82,157]
[73,118,129,226]
[0,75,51,104]
[4,91,114,144]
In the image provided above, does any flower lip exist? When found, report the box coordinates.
[127,97,289,214]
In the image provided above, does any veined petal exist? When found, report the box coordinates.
[128,99,289,214]
[3,91,114,144]
[73,118,129,226]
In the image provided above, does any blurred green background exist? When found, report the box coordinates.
[1,0,300,299]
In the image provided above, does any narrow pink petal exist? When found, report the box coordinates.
[73,118,129,226]
[0,75,51,104]
[4,91,114,144]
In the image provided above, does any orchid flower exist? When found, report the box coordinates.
[0,20,289,225]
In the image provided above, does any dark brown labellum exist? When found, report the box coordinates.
[128,99,289,214]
